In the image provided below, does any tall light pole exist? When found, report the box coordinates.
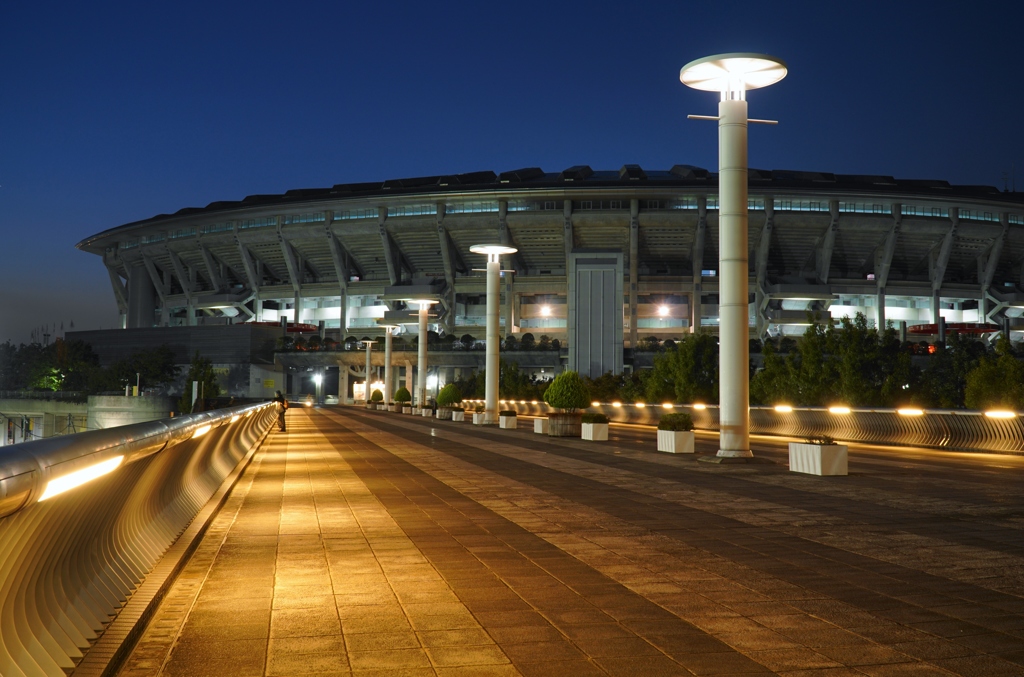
[680,53,787,459]
[398,299,439,407]
[358,339,376,402]
[470,244,518,425]
[381,324,397,404]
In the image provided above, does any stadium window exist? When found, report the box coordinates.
[544,201,556,210]
[646,200,660,210]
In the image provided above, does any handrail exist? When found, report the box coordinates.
[0,401,277,676]
[0,403,274,518]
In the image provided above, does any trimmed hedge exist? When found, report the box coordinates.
[581,413,608,424]
[658,413,694,431]
[370,389,383,402]
[499,410,517,417]
[394,386,412,403]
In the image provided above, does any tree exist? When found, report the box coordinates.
[503,335,519,351]
[921,332,987,408]
[393,386,412,403]
[538,335,552,351]
[647,331,718,403]
[177,351,222,413]
[436,383,462,407]
[105,345,179,393]
[520,333,536,350]
[543,370,591,412]
[965,337,1024,409]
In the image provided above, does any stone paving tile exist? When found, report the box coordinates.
[119,407,1024,676]
[322,407,1024,677]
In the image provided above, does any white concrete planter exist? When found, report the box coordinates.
[534,418,548,434]
[411,407,421,415]
[472,412,486,425]
[377,404,387,410]
[499,415,517,429]
[657,429,695,453]
[388,404,397,412]
[451,410,465,422]
[421,409,432,417]
[789,442,848,476]
[400,405,412,414]
[581,423,608,441]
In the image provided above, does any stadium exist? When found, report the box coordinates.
[74,165,1024,399]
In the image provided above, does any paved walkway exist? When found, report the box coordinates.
[118,407,1024,676]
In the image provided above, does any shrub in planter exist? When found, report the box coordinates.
[370,389,383,403]
[789,436,847,475]
[581,412,609,441]
[499,409,517,429]
[394,387,412,404]
[544,370,590,437]
[657,412,695,453]
[658,413,693,431]
[436,383,463,408]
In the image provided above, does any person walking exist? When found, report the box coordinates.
[273,390,288,432]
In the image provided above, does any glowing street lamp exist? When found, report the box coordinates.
[680,52,787,459]
[470,244,518,425]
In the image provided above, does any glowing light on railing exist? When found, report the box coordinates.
[897,408,924,417]
[39,456,124,501]
[192,424,212,438]
[246,410,253,417]
[985,410,1017,419]
[774,405,793,413]
[692,403,707,410]
[230,415,241,423]
[662,403,673,409]
[531,400,538,404]
[520,400,527,404]
[612,401,622,408]
[828,406,851,415]
[635,402,646,408]
[592,401,601,407]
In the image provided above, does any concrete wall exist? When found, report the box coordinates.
[86,395,175,430]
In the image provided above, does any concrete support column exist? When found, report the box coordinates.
[877,288,886,330]
[339,367,349,404]
[405,360,413,390]
[126,263,156,329]
[716,97,751,458]
[629,199,639,348]
[691,196,707,334]
[294,292,302,324]
[417,304,429,406]
[384,328,394,403]
[486,257,501,424]
[932,292,941,325]
[504,273,514,338]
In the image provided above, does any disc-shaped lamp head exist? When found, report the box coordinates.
[680,53,786,98]
[470,243,518,263]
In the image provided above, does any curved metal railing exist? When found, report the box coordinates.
[482,400,1024,454]
[0,402,276,677]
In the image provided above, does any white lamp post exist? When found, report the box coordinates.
[399,299,439,407]
[381,324,397,404]
[680,53,787,459]
[358,340,376,402]
[470,244,518,425]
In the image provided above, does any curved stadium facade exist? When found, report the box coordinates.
[76,165,1024,388]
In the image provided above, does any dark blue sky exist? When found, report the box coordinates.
[2,1,1021,343]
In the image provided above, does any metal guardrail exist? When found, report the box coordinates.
[478,400,1024,454]
[0,402,276,676]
